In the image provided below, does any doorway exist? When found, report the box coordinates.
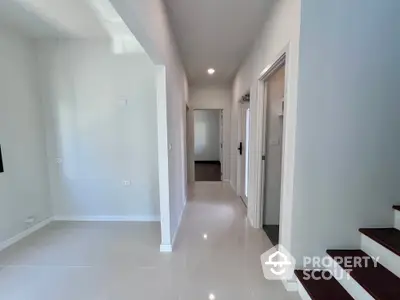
[194,109,223,181]
[238,98,250,206]
[262,62,286,246]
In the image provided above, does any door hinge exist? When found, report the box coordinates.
[262,155,266,161]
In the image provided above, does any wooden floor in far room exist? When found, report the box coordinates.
[195,162,221,182]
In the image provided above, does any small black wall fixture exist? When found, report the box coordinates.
[0,145,4,173]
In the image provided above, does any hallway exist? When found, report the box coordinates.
[174,182,299,299]
[0,183,298,300]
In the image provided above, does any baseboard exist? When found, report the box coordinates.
[53,215,161,222]
[159,244,173,252]
[0,217,53,252]
[297,278,312,300]
[282,278,298,292]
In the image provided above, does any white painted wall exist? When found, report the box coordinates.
[109,0,189,248]
[0,27,51,244]
[232,0,301,257]
[35,39,160,220]
[290,0,400,263]
[194,110,220,161]
[189,85,231,181]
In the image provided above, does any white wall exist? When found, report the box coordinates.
[36,39,160,220]
[194,110,220,161]
[0,27,51,244]
[189,85,231,181]
[232,0,301,256]
[290,0,400,263]
[104,0,189,248]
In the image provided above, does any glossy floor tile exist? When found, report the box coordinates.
[0,182,299,300]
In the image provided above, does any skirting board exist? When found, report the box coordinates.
[160,244,173,252]
[53,215,161,222]
[0,217,53,252]
[282,278,298,292]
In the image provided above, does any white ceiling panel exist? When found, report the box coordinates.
[164,0,274,85]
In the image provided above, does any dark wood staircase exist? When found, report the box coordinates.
[295,205,400,300]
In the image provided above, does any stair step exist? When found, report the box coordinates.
[327,249,400,300]
[359,228,400,256]
[395,208,400,230]
[295,270,354,300]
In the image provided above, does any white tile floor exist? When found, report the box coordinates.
[0,182,299,300]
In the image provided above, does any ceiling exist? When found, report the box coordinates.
[164,0,275,85]
[0,0,144,52]
[0,0,109,38]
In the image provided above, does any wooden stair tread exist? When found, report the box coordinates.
[295,270,354,300]
[327,249,400,300]
[359,228,400,256]
[393,205,400,212]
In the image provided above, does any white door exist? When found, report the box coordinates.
[239,102,250,205]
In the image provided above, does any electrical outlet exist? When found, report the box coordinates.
[25,216,36,227]
[123,180,131,186]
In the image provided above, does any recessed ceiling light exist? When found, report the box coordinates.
[203,234,208,240]
[208,293,216,300]
[208,68,215,75]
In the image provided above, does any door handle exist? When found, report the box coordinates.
[238,142,243,156]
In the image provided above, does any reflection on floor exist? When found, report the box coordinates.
[263,225,280,246]
[0,183,299,300]
[195,161,221,181]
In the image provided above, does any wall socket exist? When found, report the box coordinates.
[25,216,36,227]
[123,180,131,186]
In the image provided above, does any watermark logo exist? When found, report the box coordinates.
[261,246,380,281]
[260,245,296,280]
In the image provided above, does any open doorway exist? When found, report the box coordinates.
[194,109,223,181]
[262,61,286,246]
[238,94,250,206]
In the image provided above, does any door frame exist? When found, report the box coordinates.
[238,101,250,205]
[247,43,299,261]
